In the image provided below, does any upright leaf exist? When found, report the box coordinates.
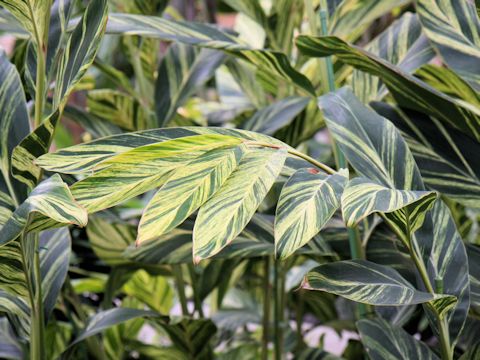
[417,0,480,88]
[357,318,440,360]
[275,168,348,259]
[193,148,286,261]
[137,145,244,245]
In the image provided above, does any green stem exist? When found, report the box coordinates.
[243,141,336,175]
[172,265,189,316]
[187,264,204,318]
[262,257,271,360]
[273,260,283,360]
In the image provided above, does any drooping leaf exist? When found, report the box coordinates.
[417,0,480,88]
[297,35,480,142]
[69,134,244,213]
[341,177,437,236]
[0,174,87,246]
[357,318,440,360]
[372,101,480,207]
[275,168,348,259]
[242,96,310,135]
[0,317,22,359]
[193,148,286,261]
[106,13,315,95]
[68,308,158,348]
[137,145,244,245]
[352,12,435,102]
[155,43,226,126]
[304,259,451,306]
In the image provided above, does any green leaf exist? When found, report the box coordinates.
[467,244,480,307]
[275,168,348,260]
[0,318,22,359]
[372,101,480,207]
[122,270,173,314]
[0,49,29,203]
[0,174,87,246]
[417,0,480,89]
[242,96,310,135]
[137,145,244,245]
[357,318,440,360]
[352,12,435,103]
[0,0,50,44]
[52,0,108,107]
[106,13,315,95]
[68,308,158,348]
[87,89,148,131]
[155,43,226,126]
[69,134,244,213]
[193,148,286,261]
[87,215,135,266]
[459,341,480,360]
[222,0,267,28]
[297,35,480,143]
[341,177,437,239]
[304,259,448,306]
[329,0,411,42]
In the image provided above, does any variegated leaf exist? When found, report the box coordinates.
[222,0,267,28]
[87,89,148,131]
[341,177,437,241]
[329,0,411,41]
[193,148,286,261]
[0,49,29,203]
[52,0,108,107]
[304,259,452,306]
[466,244,480,307]
[0,174,87,246]
[296,35,480,142]
[417,0,480,89]
[0,0,50,44]
[357,318,440,360]
[372,101,480,207]
[155,43,226,126]
[35,127,289,174]
[352,12,435,103]
[242,96,310,135]
[106,13,315,95]
[275,168,348,260]
[69,134,243,213]
[137,145,244,245]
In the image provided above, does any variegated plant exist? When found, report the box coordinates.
[0,0,479,359]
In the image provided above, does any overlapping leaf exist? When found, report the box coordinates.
[275,168,348,259]
[357,318,440,360]
[137,145,244,245]
[352,12,435,102]
[0,174,87,247]
[341,177,437,239]
[155,43,226,126]
[297,35,480,142]
[304,260,449,306]
[193,148,286,261]
[372,102,480,207]
[106,13,315,95]
[417,0,480,88]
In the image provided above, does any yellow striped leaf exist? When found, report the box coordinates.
[193,148,287,262]
[297,35,480,143]
[341,177,437,242]
[137,145,245,245]
[275,168,348,260]
[70,134,244,213]
[0,174,87,247]
[304,259,454,306]
[417,0,480,88]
